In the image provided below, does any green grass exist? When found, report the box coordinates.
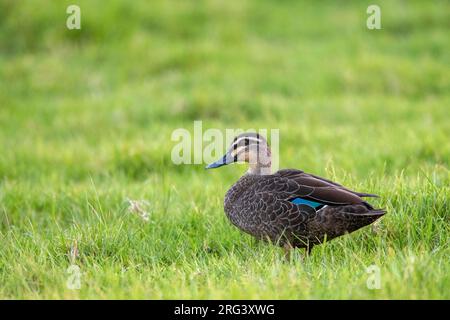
[0,0,449,299]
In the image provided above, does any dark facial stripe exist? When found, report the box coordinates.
[232,144,265,163]
[232,138,260,150]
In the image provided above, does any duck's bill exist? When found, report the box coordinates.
[205,154,232,169]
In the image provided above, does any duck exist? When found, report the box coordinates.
[206,132,385,256]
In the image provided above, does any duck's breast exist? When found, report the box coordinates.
[224,174,263,234]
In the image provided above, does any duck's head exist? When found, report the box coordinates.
[206,132,272,175]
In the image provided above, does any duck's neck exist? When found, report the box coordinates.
[247,150,272,175]
[248,164,272,175]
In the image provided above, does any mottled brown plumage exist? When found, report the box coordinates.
[206,133,385,255]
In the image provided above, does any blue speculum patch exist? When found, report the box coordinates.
[290,198,323,208]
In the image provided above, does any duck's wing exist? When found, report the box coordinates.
[306,173,378,198]
[273,169,376,206]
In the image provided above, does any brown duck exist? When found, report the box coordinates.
[206,132,385,256]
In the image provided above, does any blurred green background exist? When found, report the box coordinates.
[0,0,448,299]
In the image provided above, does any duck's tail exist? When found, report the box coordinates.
[344,209,386,232]
[355,192,379,198]
[313,205,386,239]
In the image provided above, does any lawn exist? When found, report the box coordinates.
[0,0,449,299]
